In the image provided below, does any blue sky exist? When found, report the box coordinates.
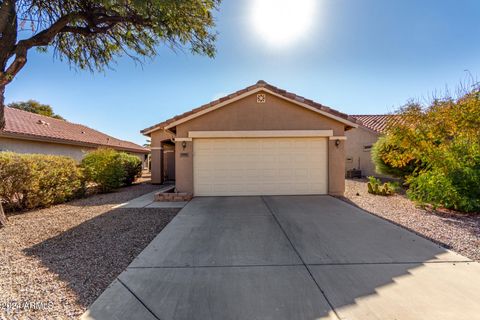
[5,0,480,145]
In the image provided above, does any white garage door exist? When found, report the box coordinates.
[193,137,328,196]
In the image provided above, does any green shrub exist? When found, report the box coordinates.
[367,176,398,196]
[0,152,83,211]
[371,87,480,212]
[118,153,142,186]
[81,149,125,192]
[0,152,32,210]
[406,141,480,212]
[81,149,143,192]
[371,136,418,178]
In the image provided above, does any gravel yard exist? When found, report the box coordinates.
[343,179,480,262]
[0,183,179,319]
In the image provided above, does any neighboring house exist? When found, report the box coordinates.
[345,114,399,177]
[0,107,149,166]
[141,80,359,196]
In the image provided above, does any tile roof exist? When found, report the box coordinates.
[141,80,360,134]
[351,114,402,134]
[1,107,148,153]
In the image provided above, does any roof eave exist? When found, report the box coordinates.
[0,131,149,154]
[142,86,359,134]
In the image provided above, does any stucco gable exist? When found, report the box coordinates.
[175,91,348,136]
[141,81,359,135]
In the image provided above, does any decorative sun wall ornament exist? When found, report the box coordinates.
[257,94,266,103]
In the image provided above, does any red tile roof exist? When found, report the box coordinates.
[351,114,402,134]
[141,80,360,134]
[1,107,148,153]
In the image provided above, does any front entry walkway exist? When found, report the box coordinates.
[112,185,188,209]
[82,196,480,320]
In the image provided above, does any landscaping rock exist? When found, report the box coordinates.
[343,179,480,262]
[0,183,179,319]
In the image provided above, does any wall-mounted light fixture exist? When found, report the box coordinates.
[335,139,341,147]
[182,141,187,150]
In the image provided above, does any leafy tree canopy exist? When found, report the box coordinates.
[8,100,65,119]
[0,0,220,127]
[372,87,480,212]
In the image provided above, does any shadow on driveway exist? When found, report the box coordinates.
[82,196,480,320]
[23,207,178,312]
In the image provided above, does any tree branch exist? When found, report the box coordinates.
[0,1,214,86]
[0,12,83,86]
[16,13,83,49]
[0,0,14,34]
[0,0,17,68]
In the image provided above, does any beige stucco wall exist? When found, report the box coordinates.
[0,137,148,167]
[345,126,380,177]
[175,92,345,137]
[0,137,93,161]
[328,139,346,195]
[150,90,349,195]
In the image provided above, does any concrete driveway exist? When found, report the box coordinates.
[82,196,480,320]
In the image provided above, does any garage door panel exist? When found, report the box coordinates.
[249,183,264,193]
[244,169,260,177]
[277,171,294,179]
[308,172,325,180]
[196,184,213,194]
[197,170,213,179]
[194,137,328,196]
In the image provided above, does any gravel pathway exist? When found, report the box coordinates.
[343,179,480,262]
[0,183,179,319]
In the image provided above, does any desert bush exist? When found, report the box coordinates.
[367,176,398,196]
[406,140,480,212]
[371,136,418,178]
[0,152,32,210]
[81,149,125,192]
[0,152,83,211]
[81,149,143,192]
[372,86,480,212]
[118,153,143,186]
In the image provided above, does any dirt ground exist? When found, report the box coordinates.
[343,179,480,262]
[0,182,178,319]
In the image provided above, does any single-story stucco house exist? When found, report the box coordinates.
[0,107,149,166]
[141,80,360,196]
[345,114,400,177]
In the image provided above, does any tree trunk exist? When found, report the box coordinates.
[0,202,6,227]
[0,0,16,131]
[0,85,5,227]
[0,85,5,129]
